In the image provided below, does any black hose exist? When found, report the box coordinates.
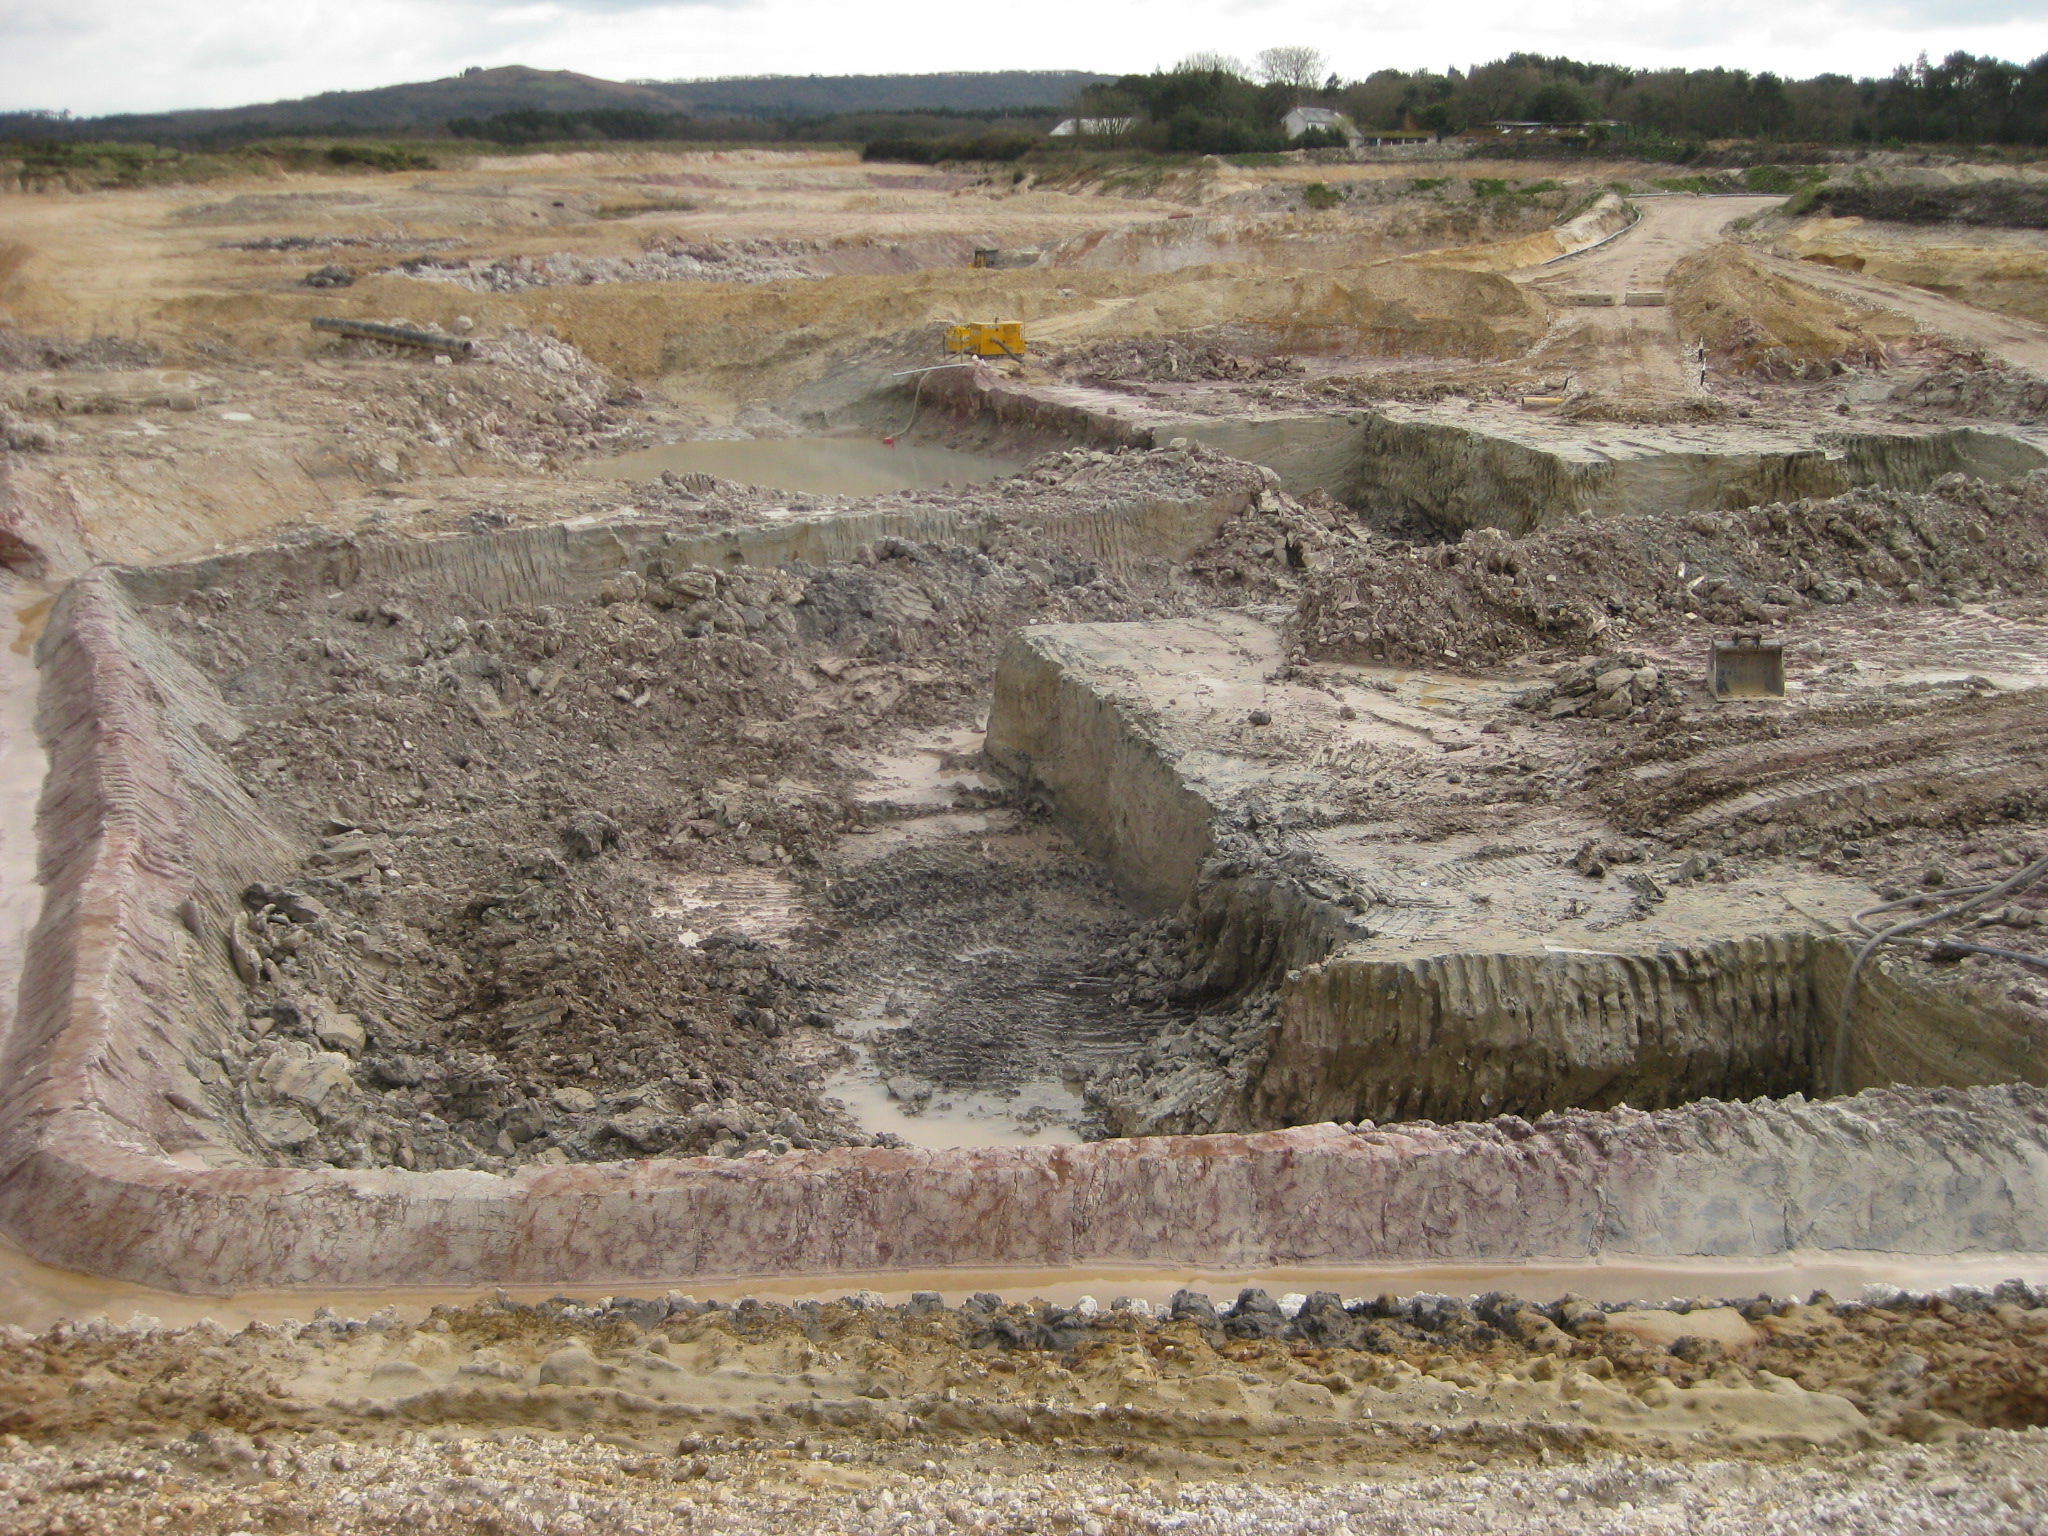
[1919,939,2048,973]
[1845,853,2048,995]
[1834,852,2048,1093]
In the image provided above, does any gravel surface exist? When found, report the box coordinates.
[5,1284,2048,1535]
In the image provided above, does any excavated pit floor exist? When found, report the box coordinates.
[10,439,2048,1305]
[593,437,1023,497]
[82,471,2048,1182]
[64,449,1285,1175]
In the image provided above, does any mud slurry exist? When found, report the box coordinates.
[7,1284,2048,1534]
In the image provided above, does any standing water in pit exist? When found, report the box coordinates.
[594,437,1022,497]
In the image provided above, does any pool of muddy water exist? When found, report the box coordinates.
[4,1221,2044,1335]
[594,437,1022,496]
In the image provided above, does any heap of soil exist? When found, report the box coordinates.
[1670,244,1895,379]
[1893,362,2048,426]
[387,237,820,293]
[1048,337,1305,385]
[0,324,159,373]
[1293,473,2048,669]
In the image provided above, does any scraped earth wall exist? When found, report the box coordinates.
[8,531,2048,1292]
[1255,935,2048,1130]
[986,628,1218,911]
[1258,938,1833,1128]
[1155,410,2047,533]
[1350,418,2047,536]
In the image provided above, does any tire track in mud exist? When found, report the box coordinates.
[1612,690,2048,842]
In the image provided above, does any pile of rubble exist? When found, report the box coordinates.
[1050,337,1307,386]
[1893,364,2048,426]
[0,324,159,373]
[1294,473,2048,668]
[313,328,645,475]
[388,237,820,293]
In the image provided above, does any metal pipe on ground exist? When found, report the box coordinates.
[311,317,475,357]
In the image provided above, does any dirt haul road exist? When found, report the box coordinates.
[1757,248,2048,375]
[1525,194,1783,397]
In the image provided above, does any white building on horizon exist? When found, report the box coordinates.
[1281,106,1362,147]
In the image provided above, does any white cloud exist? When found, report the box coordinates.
[0,0,2041,116]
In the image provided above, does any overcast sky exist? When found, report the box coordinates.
[3,0,2045,117]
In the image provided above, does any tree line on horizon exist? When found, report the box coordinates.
[1055,48,2048,155]
[454,49,2048,157]
[442,104,1057,147]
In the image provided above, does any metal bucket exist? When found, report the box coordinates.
[1709,631,1786,700]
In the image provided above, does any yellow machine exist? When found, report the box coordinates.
[944,321,1026,358]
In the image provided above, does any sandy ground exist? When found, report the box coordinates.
[1523,195,1780,397]
[1535,194,1775,298]
[6,1283,2048,1533]
[1756,248,2048,374]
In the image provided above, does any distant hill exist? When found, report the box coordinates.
[0,65,1113,144]
[659,72,1112,117]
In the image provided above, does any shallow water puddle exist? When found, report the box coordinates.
[592,437,1021,496]
[851,723,997,811]
[656,867,804,947]
[821,1068,1086,1150]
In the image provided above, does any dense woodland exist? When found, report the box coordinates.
[0,67,1101,148]
[1066,50,2048,155]
[1344,51,2048,146]
[444,106,1058,148]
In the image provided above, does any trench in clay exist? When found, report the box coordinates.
[36,460,2048,1173]
[17,386,2048,1294]
[17,465,1283,1179]
[876,363,2048,538]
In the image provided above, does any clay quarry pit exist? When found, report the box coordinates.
[7,145,2048,1524]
